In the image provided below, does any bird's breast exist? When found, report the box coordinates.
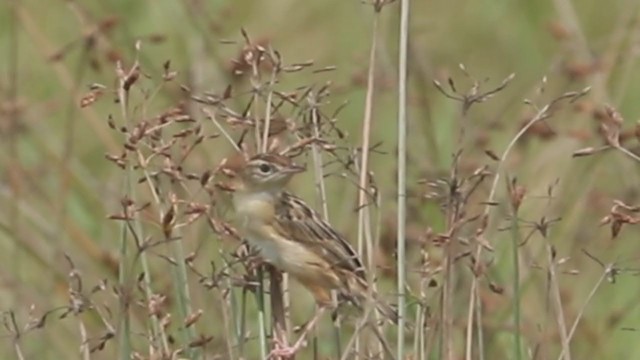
[232,191,334,284]
[232,191,286,264]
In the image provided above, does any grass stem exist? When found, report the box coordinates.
[396,0,410,358]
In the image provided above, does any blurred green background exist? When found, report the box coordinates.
[1,0,640,359]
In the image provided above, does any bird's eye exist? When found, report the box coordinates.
[258,163,272,173]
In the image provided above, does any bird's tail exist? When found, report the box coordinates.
[372,295,399,324]
[341,275,399,324]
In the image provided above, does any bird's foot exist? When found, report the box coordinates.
[269,337,307,359]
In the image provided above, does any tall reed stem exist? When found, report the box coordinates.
[396,0,410,358]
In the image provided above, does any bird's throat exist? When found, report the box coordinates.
[232,190,278,222]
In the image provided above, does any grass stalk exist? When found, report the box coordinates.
[309,104,337,356]
[256,266,269,360]
[508,201,522,360]
[116,157,131,358]
[170,229,199,358]
[464,280,477,360]
[356,4,383,357]
[263,57,292,357]
[7,0,22,310]
[396,0,410,358]
[356,4,379,263]
[547,244,571,360]
[217,287,236,359]
[78,319,90,360]
[116,62,134,360]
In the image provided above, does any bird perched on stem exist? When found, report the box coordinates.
[222,151,397,357]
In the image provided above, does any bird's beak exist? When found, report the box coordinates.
[284,163,306,174]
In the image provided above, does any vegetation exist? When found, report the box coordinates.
[1,0,639,359]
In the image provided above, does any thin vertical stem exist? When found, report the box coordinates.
[270,269,289,356]
[357,9,379,261]
[509,209,522,360]
[465,281,477,360]
[261,66,278,153]
[475,288,485,360]
[171,229,198,358]
[357,7,381,357]
[218,289,235,359]
[547,244,571,360]
[238,287,248,357]
[261,61,290,356]
[79,319,90,360]
[309,105,339,355]
[310,107,329,221]
[256,267,269,360]
[7,0,21,307]
[116,65,133,360]
[397,0,410,358]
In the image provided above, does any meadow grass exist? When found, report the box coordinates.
[1,0,640,359]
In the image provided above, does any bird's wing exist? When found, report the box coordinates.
[273,191,366,279]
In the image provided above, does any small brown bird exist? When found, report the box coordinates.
[223,152,397,357]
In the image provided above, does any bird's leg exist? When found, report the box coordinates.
[269,306,326,359]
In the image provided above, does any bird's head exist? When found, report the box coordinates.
[222,152,305,192]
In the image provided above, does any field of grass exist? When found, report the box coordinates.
[1,0,640,359]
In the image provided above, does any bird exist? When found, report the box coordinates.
[222,151,397,357]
